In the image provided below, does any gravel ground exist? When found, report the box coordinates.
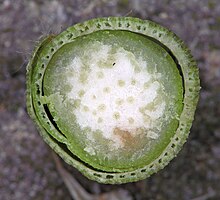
[0,0,220,199]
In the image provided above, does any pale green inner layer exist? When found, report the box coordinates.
[43,30,183,172]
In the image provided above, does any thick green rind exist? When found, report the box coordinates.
[26,17,200,184]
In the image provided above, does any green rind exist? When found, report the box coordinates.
[26,17,200,184]
[26,35,68,144]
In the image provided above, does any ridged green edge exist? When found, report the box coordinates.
[26,17,200,184]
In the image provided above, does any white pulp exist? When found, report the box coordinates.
[67,42,166,153]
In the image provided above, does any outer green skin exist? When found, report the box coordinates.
[26,17,200,184]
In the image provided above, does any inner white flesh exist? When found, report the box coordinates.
[67,42,166,154]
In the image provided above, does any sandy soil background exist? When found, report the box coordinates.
[0,0,220,199]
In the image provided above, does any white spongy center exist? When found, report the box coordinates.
[67,42,166,151]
